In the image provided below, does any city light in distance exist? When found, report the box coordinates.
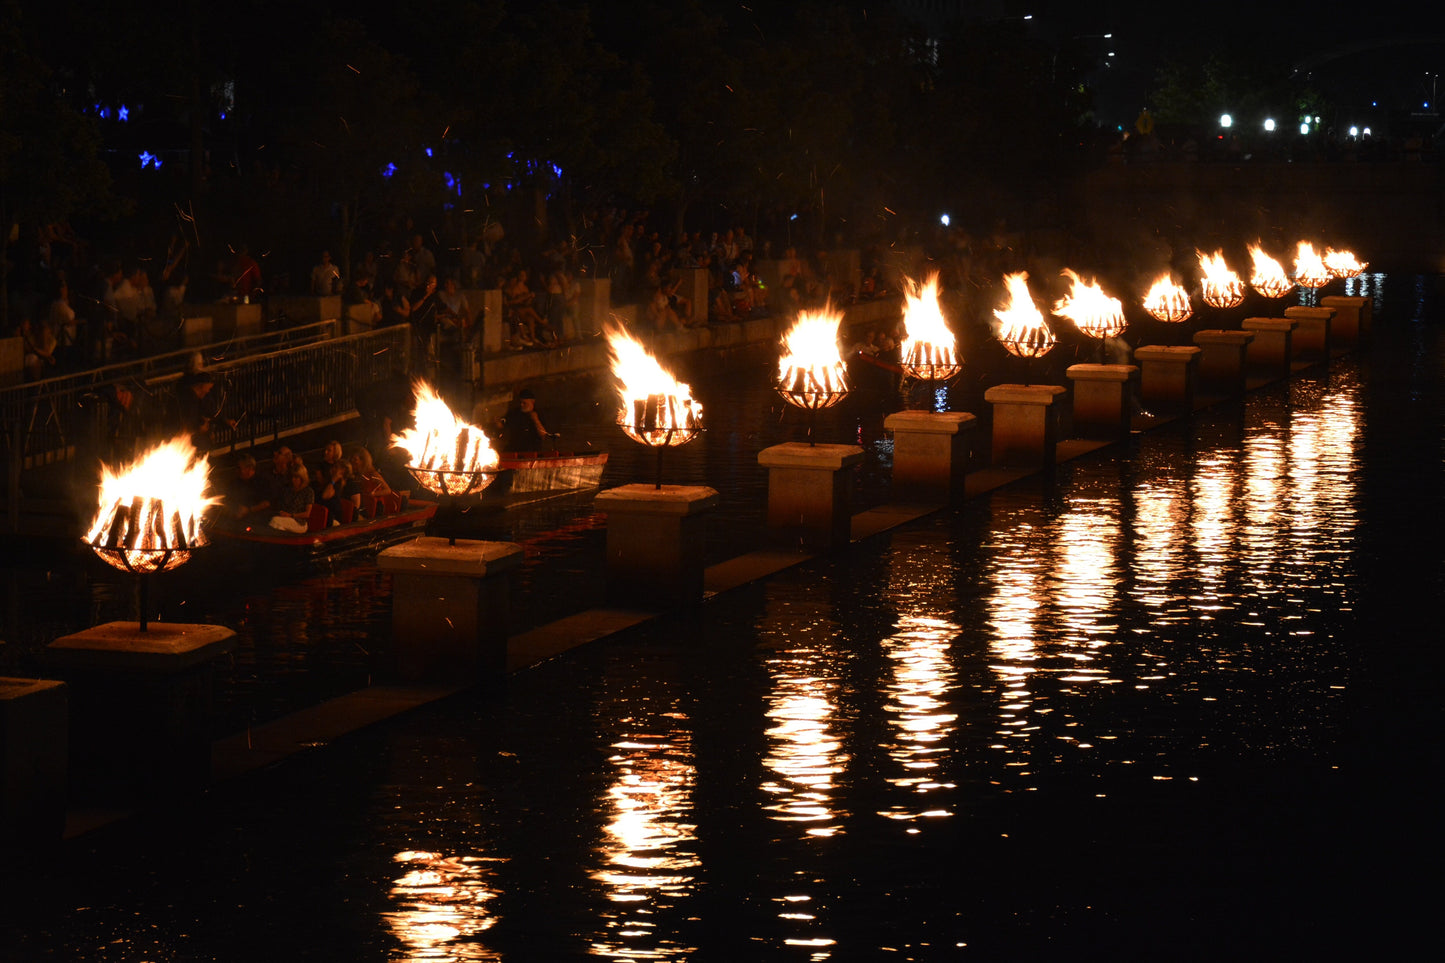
[1219,113,1233,128]
[1263,118,1276,132]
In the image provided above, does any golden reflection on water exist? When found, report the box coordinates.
[1132,478,1189,618]
[589,720,699,961]
[384,850,503,962]
[878,540,960,825]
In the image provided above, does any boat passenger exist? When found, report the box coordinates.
[268,467,315,533]
[225,453,273,522]
[350,446,399,515]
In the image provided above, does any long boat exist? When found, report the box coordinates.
[485,449,609,501]
[208,499,438,556]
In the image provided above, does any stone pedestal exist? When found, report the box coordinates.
[595,485,719,605]
[180,315,214,347]
[1321,295,1369,348]
[269,294,342,323]
[577,278,612,337]
[757,443,864,551]
[44,622,235,800]
[1066,364,1138,439]
[377,537,523,680]
[678,268,709,326]
[470,289,504,353]
[187,301,263,339]
[1284,306,1334,363]
[983,384,1066,469]
[0,677,68,849]
[1134,345,1201,413]
[884,411,977,501]
[1192,330,1256,396]
[1241,317,1298,381]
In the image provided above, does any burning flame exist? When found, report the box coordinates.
[993,272,1055,359]
[775,305,851,410]
[1052,269,1127,340]
[1197,250,1245,308]
[1293,241,1332,289]
[1142,273,1194,323]
[1248,244,1293,298]
[899,273,962,381]
[392,381,500,496]
[86,436,215,573]
[1324,248,1367,278]
[607,326,703,446]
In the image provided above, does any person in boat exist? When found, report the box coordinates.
[310,440,346,494]
[225,452,274,523]
[350,446,400,515]
[263,446,295,508]
[268,466,315,533]
[316,458,354,525]
[498,387,552,454]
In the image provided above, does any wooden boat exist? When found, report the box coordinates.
[483,449,608,505]
[208,498,438,556]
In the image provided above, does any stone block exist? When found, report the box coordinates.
[1133,345,1201,413]
[1066,364,1137,439]
[884,411,977,501]
[270,294,342,323]
[1241,317,1297,381]
[0,677,68,850]
[45,622,235,801]
[577,278,612,337]
[1284,306,1334,363]
[377,537,523,681]
[758,443,865,551]
[595,485,719,605]
[0,336,25,385]
[984,384,1066,469]
[1321,295,1367,348]
[1193,329,1255,396]
[180,315,214,347]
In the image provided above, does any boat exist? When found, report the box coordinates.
[208,498,439,557]
[481,449,608,507]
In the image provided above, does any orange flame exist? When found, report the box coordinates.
[1293,241,1332,289]
[1248,244,1293,298]
[994,272,1055,359]
[1052,269,1127,339]
[607,326,703,446]
[1196,250,1245,308]
[1142,274,1193,323]
[86,436,215,572]
[392,382,500,495]
[1324,248,1367,278]
[899,273,962,381]
[777,305,850,409]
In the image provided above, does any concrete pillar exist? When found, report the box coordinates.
[884,411,977,502]
[678,268,709,326]
[181,316,214,347]
[577,278,612,337]
[1320,295,1368,349]
[1133,345,1201,413]
[757,443,865,551]
[44,622,235,801]
[1192,329,1256,396]
[377,537,523,681]
[0,677,68,849]
[1066,364,1138,439]
[1241,317,1298,381]
[478,289,505,353]
[595,485,719,606]
[1284,305,1334,364]
[269,295,341,323]
[983,384,1066,469]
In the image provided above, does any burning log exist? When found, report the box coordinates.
[85,436,214,575]
[392,382,500,497]
[1197,250,1246,309]
[1324,248,1367,279]
[1249,244,1294,298]
[1142,274,1193,323]
[994,272,1056,359]
[776,306,851,411]
[899,274,962,384]
[1053,269,1127,340]
[1293,241,1332,290]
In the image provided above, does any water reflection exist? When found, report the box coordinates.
[1131,477,1189,618]
[878,540,959,826]
[385,850,502,961]
[589,709,699,961]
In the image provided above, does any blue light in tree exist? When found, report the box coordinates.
[99,106,110,120]
[118,105,129,122]
[424,147,433,157]
[381,162,397,179]
[138,151,157,168]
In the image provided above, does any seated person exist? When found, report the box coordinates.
[350,446,400,515]
[268,467,316,532]
[310,440,346,494]
[317,459,354,524]
[224,453,273,523]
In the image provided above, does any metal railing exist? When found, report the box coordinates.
[2,323,411,531]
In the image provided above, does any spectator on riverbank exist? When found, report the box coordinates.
[310,250,342,296]
[19,317,58,381]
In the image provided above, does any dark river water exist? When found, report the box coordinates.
[2,274,1442,960]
